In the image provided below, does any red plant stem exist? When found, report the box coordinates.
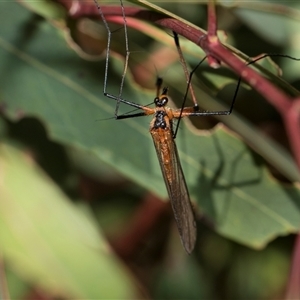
[207,0,217,37]
[285,234,300,299]
[284,99,300,300]
[111,193,170,260]
[283,98,300,168]
[206,0,220,68]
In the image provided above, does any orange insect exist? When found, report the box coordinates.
[94,1,234,253]
[149,81,197,254]
[117,77,200,253]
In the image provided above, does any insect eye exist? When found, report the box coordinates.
[161,97,168,105]
[154,97,161,107]
[154,96,168,107]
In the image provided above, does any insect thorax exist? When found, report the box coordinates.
[153,111,169,129]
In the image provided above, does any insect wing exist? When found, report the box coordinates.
[150,128,197,253]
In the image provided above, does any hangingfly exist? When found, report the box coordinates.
[109,67,235,253]
[149,83,197,254]
[113,78,199,253]
[93,0,235,253]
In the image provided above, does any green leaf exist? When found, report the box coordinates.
[20,0,66,21]
[0,142,137,298]
[233,8,289,45]
[1,1,300,253]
